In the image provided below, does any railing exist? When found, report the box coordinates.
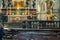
[4,20,60,30]
[22,20,60,29]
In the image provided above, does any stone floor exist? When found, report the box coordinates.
[3,37,60,40]
[3,31,60,40]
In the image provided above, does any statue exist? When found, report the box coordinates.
[46,0,55,13]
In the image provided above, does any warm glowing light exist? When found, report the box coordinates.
[17,3,20,9]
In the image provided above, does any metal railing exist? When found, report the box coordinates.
[22,20,60,29]
[4,20,60,30]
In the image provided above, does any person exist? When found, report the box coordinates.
[0,23,5,40]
